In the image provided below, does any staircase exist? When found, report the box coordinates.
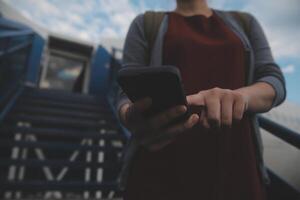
[0,86,126,199]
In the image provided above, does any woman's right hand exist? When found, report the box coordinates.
[119,97,199,151]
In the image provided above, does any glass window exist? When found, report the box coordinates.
[41,54,85,91]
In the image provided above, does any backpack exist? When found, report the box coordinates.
[143,10,251,64]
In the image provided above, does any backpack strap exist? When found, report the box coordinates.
[228,11,251,39]
[143,11,166,65]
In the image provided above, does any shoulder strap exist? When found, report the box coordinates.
[143,11,166,65]
[228,11,251,39]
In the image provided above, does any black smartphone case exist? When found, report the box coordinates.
[117,65,191,127]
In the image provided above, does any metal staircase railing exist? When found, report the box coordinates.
[0,17,34,120]
[258,116,300,150]
[258,116,300,200]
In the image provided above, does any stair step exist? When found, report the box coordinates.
[17,98,111,113]
[24,86,105,104]
[0,126,123,140]
[21,94,103,106]
[12,105,115,121]
[0,181,119,191]
[0,159,121,169]
[6,114,117,129]
[0,139,123,152]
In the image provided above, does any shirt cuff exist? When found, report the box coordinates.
[255,76,286,108]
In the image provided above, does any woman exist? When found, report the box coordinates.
[116,0,286,199]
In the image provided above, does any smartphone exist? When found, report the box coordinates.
[117,65,191,127]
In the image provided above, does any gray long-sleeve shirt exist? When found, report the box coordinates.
[115,8,286,189]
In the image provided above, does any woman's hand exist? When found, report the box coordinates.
[119,97,199,151]
[187,82,276,129]
[186,87,249,129]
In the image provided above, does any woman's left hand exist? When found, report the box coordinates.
[186,87,249,129]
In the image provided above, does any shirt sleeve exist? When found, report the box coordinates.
[114,13,148,121]
[247,12,287,108]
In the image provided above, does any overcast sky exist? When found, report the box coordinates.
[4,0,300,104]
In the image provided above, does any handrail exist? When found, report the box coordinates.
[0,40,32,57]
[0,29,33,38]
[0,31,34,116]
[258,115,300,149]
[0,18,30,30]
[0,85,24,122]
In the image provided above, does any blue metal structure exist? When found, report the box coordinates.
[0,17,44,113]
[25,34,44,84]
[89,46,112,96]
[0,15,299,200]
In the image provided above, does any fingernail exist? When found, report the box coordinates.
[187,115,198,128]
[194,114,199,122]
